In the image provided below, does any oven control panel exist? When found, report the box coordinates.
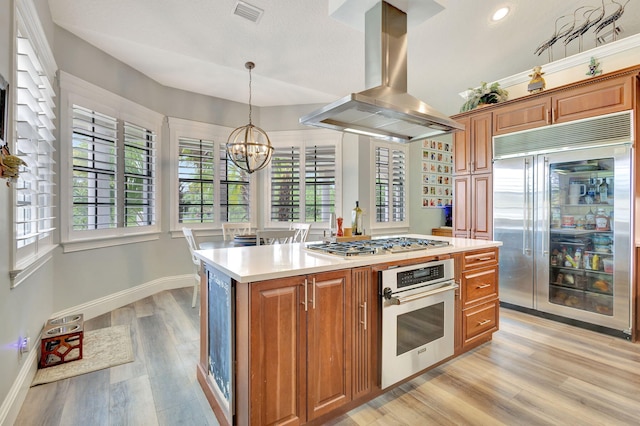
[397,265,444,289]
[382,258,454,293]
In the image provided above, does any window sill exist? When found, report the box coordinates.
[10,244,57,289]
[61,232,161,253]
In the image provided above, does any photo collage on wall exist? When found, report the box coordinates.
[421,139,453,208]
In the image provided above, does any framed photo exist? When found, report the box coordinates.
[0,73,8,145]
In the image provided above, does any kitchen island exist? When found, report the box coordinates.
[194,235,501,425]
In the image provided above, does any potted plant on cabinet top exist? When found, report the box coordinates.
[459,82,509,112]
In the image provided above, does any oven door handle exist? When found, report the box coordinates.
[387,282,458,305]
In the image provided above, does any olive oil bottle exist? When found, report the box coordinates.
[352,201,363,235]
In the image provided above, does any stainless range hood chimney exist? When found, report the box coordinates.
[300,1,464,143]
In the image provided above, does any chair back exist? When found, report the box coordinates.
[182,227,200,266]
[222,222,252,241]
[256,230,297,246]
[289,223,311,242]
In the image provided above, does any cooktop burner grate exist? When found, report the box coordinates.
[306,237,450,257]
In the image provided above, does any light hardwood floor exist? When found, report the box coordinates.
[16,289,640,425]
[15,287,218,426]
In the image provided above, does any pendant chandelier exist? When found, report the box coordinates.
[226,61,273,174]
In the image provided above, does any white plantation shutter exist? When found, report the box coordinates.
[178,137,215,224]
[304,145,336,222]
[71,106,158,231]
[124,122,156,226]
[72,106,117,230]
[270,146,301,222]
[219,145,251,222]
[269,138,338,224]
[14,30,56,255]
[169,118,256,231]
[375,145,406,223]
[391,148,406,222]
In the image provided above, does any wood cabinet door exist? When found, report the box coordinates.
[351,267,374,401]
[493,97,551,135]
[453,175,471,238]
[453,117,471,174]
[553,75,633,124]
[306,270,352,420]
[471,112,493,174]
[472,174,493,240]
[250,277,307,426]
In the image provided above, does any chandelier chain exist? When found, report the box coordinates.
[248,64,253,125]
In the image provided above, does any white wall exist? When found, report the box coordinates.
[0,0,17,412]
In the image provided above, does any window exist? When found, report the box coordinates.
[178,137,215,224]
[72,105,156,231]
[11,0,58,284]
[305,144,336,222]
[60,73,163,251]
[270,145,300,221]
[374,142,408,226]
[71,106,117,230]
[218,145,251,222]
[169,117,255,232]
[267,131,341,226]
[123,122,156,226]
[70,106,157,231]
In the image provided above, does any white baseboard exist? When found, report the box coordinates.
[0,275,193,426]
[50,274,193,321]
[0,349,38,426]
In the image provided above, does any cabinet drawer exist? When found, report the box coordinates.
[462,248,498,270]
[462,266,497,308]
[463,299,499,343]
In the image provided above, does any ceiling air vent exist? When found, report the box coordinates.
[233,1,264,23]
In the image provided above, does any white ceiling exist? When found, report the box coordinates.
[47,0,640,116]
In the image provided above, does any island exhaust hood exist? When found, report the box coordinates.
[300,1,464,143]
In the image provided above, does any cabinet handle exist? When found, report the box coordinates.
[546,109,551,124]
[302,279,308,312]
[312,278,316,309]
[476,283,491,289]
[478,319,491,326]
[360,302,367,330]
[477,257,493,261]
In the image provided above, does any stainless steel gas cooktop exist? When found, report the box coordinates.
[305,237,451,257]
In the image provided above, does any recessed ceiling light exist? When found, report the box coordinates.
[492,7,510,21]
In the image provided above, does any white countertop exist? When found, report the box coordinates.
[194,235,502,283]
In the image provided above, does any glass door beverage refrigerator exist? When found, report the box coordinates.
[493,111,633,336]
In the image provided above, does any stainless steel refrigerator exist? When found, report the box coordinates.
[493,111,633,335]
